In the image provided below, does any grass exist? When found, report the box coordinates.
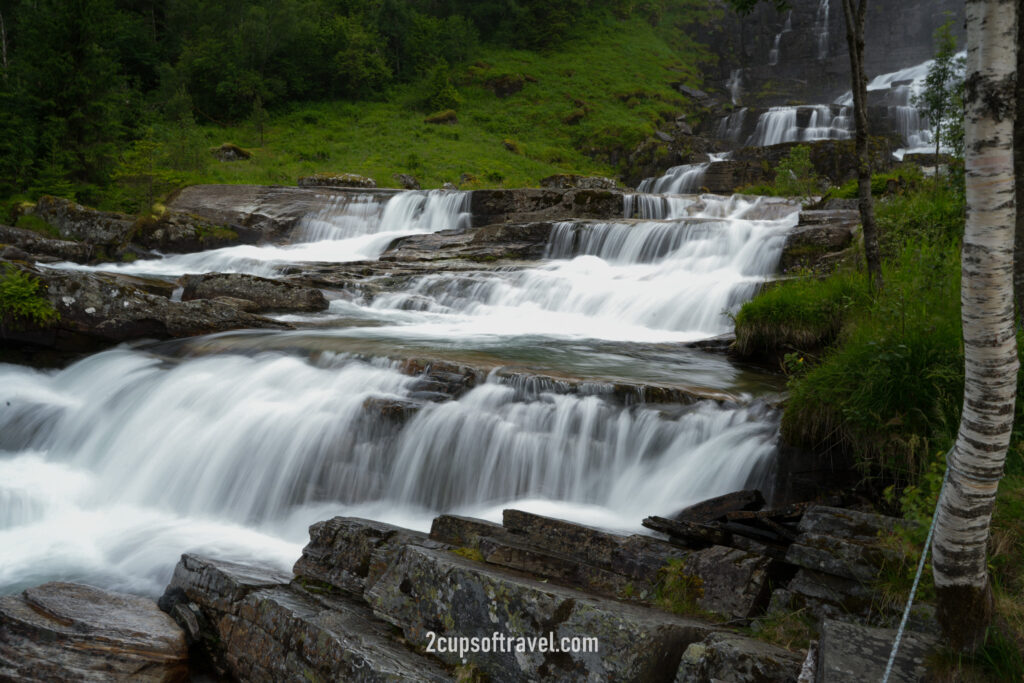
[654,559,709,617]
[13,213,61,239]
[94,14,709,211]
[733,269,869,360]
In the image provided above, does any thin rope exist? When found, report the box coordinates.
[880,457,951,683]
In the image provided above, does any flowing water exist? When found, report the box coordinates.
[3,178,796,597]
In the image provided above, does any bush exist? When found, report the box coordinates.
[774,145,819,200]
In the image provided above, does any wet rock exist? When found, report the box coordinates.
[785,507,905,583]
[180,272,328,312]
[0,224,95,263]
[292,517,440,595]
[382,221,555,262]
[0,260,290,352]
[133,211,259,253]
[675,632,802,683]
[672,489,766,522]
[298,173,377,188]
[0,581,188,682]
[469,188,624,226]
[815,618,937,683]
[442,182,458,190]
[210,142,252,161]
[392,173,421,190]
[540,174,618,190]
[366,544,714,682]
[778,210,858,273]
[28,195,135,248]
[430,514,506,548]
[161,554,448,682]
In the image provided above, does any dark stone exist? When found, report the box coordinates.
[430,514,506,548]
[676,632,802,683]
[133,211,259,253]
[785,533,899,583]
[180,272,328,312]
[0,224,95,263]
[0,582,188,682]
[292,517,439,595]
[381,221,555,262]
[29,195,135,248]
[160,554,448,681]
[684,545,773,620]
[672,490,766,522]
[392,173,422,190]
[469,188,624,226]
[815,618,937,683]
[298,173,377,188]
[366,544,714,682]
[778,210,859,273]
[539,174,618,190]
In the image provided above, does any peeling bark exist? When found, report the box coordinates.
[933,0,1018,653]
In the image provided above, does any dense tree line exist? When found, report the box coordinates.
[0,0,666,202]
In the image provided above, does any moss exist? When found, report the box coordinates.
[451,546,485,562]
[654,559,704,616]
[14,214,62,239]
[294,576,340,596]
[424,109,458,125]
[0,264,60,331]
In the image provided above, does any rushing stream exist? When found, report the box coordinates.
[1,184,798,597]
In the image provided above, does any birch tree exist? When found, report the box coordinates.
[932,0,1018,653]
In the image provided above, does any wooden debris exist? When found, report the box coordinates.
[671,490,765,523]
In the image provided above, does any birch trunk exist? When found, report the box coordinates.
[840,0,883,291]
[933,0,1018,653]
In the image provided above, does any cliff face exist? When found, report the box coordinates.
[701,0,965,106]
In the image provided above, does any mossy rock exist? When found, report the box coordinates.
[297,173,377,189]
[211,143,253,162]
[424,109,457,125]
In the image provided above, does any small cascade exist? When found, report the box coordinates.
[623,194,694,220]
[744,105,851,147]
[768,11,793,66]
[715,109,748,144]
[814,0,830,60]
[726,68,744,105]
[638,163,711,195]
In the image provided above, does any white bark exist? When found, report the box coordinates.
[932,0,1018,650]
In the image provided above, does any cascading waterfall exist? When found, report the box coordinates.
[726,68,744,105]
[744,105,851,147]
[0,349,779,595]
[637,163,711,194]
[370,195,797,342]
[716,108,748,144]
[50,189,471,278]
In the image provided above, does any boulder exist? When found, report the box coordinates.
[0,582,188,682]
[675,632,802,683]
[815,619,937,683]
[180,272,328,312]
[381,221,555,262]
[366,544,714,682]
[469,188,625,226]
[392,173,421,190]
[160,554,448,682]
[784,507,905,583]
[28,196,135,248]
[0,260,290,352]
[0,224,95,263]
[778,210,859,273]
[297,173,377,189]
[210,143,252,161]
[684,545,773,620]
[133,211,259,253]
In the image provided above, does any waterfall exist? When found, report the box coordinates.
[743,105,852,147]
[715,108,748,144]
[637,162,711,194]
[50,190,471,278]
[0,349,779,595]
[370,195,798,342]
[727,68,744,105]
[814,0,830,60]
[768,11,793,66]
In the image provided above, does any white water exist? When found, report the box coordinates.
[0,349,778,595]
[768,11,793,66]
[744,105,851,147]
[51,190,470,278]
[367,195,797,343]
[727,68,744,105]
[814,0,830,60]
[3,182,795,597]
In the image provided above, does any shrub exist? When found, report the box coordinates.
[0,264,60,331]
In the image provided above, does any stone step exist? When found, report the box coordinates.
[815,618,938,683]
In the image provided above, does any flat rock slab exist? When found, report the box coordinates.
[816,618,937,683]
[0,581,188,682]
[366,544,715,682]
[676,632,803,683]
[181,272,328,312]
